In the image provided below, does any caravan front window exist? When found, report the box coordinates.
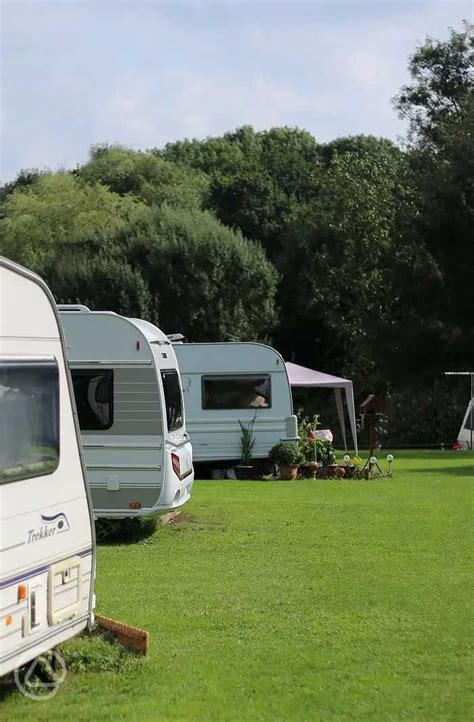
[202,375,271,409]
[71,370,113,430]
[161,369,184,432]
[0,360,59,483]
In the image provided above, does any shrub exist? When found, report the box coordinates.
[269,441,302,467]
[297,414,335,465]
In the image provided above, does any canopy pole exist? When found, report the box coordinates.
[334,388,347,451]
[345,383,359,455]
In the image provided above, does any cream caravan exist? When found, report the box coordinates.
[0,259,95,677]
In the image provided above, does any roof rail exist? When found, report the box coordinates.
[167,333,185,343]
[57,304,91,313]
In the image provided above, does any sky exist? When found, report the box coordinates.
[0,0,471,181]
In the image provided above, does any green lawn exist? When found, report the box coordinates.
[3,451,473,721]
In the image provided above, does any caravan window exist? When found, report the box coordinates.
[0,360,59,483]
[161,369,184,432]
[202,375,271,409]
[71,370,113,430]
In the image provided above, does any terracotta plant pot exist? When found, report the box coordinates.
[280,465,299,480]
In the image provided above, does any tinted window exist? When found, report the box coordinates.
[0,360,59,483]
[71,370,113,430]
[202,375,271,410]
[161,369,184,431]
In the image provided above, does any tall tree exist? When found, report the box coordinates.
[393,23,474,371]
[394,22,473,146]
[276,140,407,386]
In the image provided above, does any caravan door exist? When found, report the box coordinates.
[0,259,95,677]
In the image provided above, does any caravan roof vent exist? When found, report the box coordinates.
[167,333,185,343]
[57,304,91,313]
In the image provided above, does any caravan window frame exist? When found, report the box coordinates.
[0,358,60,484]
[70,369,114,431]
[201,374,272,410]
[161,368,184,432]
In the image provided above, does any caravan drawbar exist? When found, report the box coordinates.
[59,307,194,519]
[0,259,95,677]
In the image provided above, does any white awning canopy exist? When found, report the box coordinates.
[285,362,358,454]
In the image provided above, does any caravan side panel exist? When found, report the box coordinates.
[176,343,298,463]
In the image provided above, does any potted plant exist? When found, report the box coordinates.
[297,414,321,478]
[269,441,302,480]
[234,415,256,480]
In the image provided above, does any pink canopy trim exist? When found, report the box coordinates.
[285,362,358,454]
[285,362,352,389]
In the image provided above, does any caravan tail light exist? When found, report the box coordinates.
[18,584,27,602]
[171,453,181,478]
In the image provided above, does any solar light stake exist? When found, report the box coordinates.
[386,454,394,475]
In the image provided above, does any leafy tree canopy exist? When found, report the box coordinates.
[0,172,145,267]
[79,144,209,209]
[46,253,152,320]
[122,204,279,341]
[157,126,322,254]
[394,22,473,146]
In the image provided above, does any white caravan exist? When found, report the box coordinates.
[457,399,473,449]
[0,259,95,677]
[173,342,298,465]
[59,307,194,519]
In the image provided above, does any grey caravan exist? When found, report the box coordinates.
[59,307,194,519]
[174,342,298,467]
[0,258,95,677]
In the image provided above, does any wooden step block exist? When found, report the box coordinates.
[96,615,149,655]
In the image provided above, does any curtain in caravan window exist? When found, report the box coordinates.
[202,375,272,409]
[70,370,113,430]
[0,360,59,483]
